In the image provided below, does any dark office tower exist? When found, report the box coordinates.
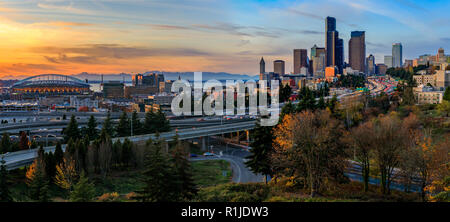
[349,31,366,73]
[294,49,308,74]
[273,60,285,75]
[260,57,265,74]
[325,16,337,67]
[336,38,344,74]
[366,54,375,75]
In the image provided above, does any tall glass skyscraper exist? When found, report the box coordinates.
[325,16,343,74]
[392,43,403,68]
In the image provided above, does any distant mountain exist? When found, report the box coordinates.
[73,71,257,83]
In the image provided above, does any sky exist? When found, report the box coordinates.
[0,0,449,79]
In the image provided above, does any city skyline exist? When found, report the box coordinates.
[0,0,449,78]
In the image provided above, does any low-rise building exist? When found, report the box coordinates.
[413,85,444,104]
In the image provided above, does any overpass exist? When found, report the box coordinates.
[1,120,256,170]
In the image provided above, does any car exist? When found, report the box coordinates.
[190,153,198,158]
[203,152,215,157]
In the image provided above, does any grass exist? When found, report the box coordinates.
[191,160,232,187]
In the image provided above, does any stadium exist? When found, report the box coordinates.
[11,74,90,95]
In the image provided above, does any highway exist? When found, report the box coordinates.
[191,143,264,183]
[1,120,256,170]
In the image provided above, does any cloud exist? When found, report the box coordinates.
[143,24,189,30]
[367,41,386,48]
[285,8,323,20]
[33,21,95,27]
[34,44,212,64]
[441,37,450,42]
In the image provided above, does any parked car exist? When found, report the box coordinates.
[203,152,215,157]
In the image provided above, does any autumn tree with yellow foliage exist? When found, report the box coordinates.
[271,110,348,197]
[54,158,78,191]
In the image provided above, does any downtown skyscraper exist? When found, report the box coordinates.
[293,49,308,74]
[392,43,403,68]
[349,31,366,73]
[325,16,344,74]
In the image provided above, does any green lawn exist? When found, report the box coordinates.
[191,160,232,187]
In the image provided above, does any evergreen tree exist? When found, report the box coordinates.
[102,112,115,137]
[143,110,156,134]
[131,110,142,135]
[121,138,133,168]
[296,87,316,112]
[26,160,50,202]
[0,133,11,154]
[155,109,170,132]
[63,115,81,142]
[443,87,450,102]
[65,138,76,159]
[116,111,131,137]
[135,139,180,202]
[401,87,416,106]
[69,172,96,202]
[317,96,326,110]
[171,137,197,200]
[54,142,64,165]
[280,84,292,102]
[44,152,56,182]
[245,121,274,183]
[0,156,12,202]
[112,140,122,167]
[86,115,99,141]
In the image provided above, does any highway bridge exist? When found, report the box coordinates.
[1,120,256,170]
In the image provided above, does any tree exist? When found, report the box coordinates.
[116,111,131,137]
[55,158,78,191]
[280,84,292,102]
[327,94,339,114]
[26,159,50,202]
[86,115,99,141]
[245,121,274,183]
[0,133,11,154]
[401,87,416,106]
[121,138,133,168]
[19,131,29,150]
[69,171,96,202]
[348,121,374,192]
[143,110,156,134]
[317,96,326,110]
[131,110,142,135]
[0,156,12,202]
[443,87,450,102]
[372,114,408,195]
[171,136,197,200]
[102,112,115,137]
[272,110,348,197]
[63,115,81,142]
[437,100,450,117]
[135,139,180,202]
[54,142,64,165]
[155,109,170,132]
